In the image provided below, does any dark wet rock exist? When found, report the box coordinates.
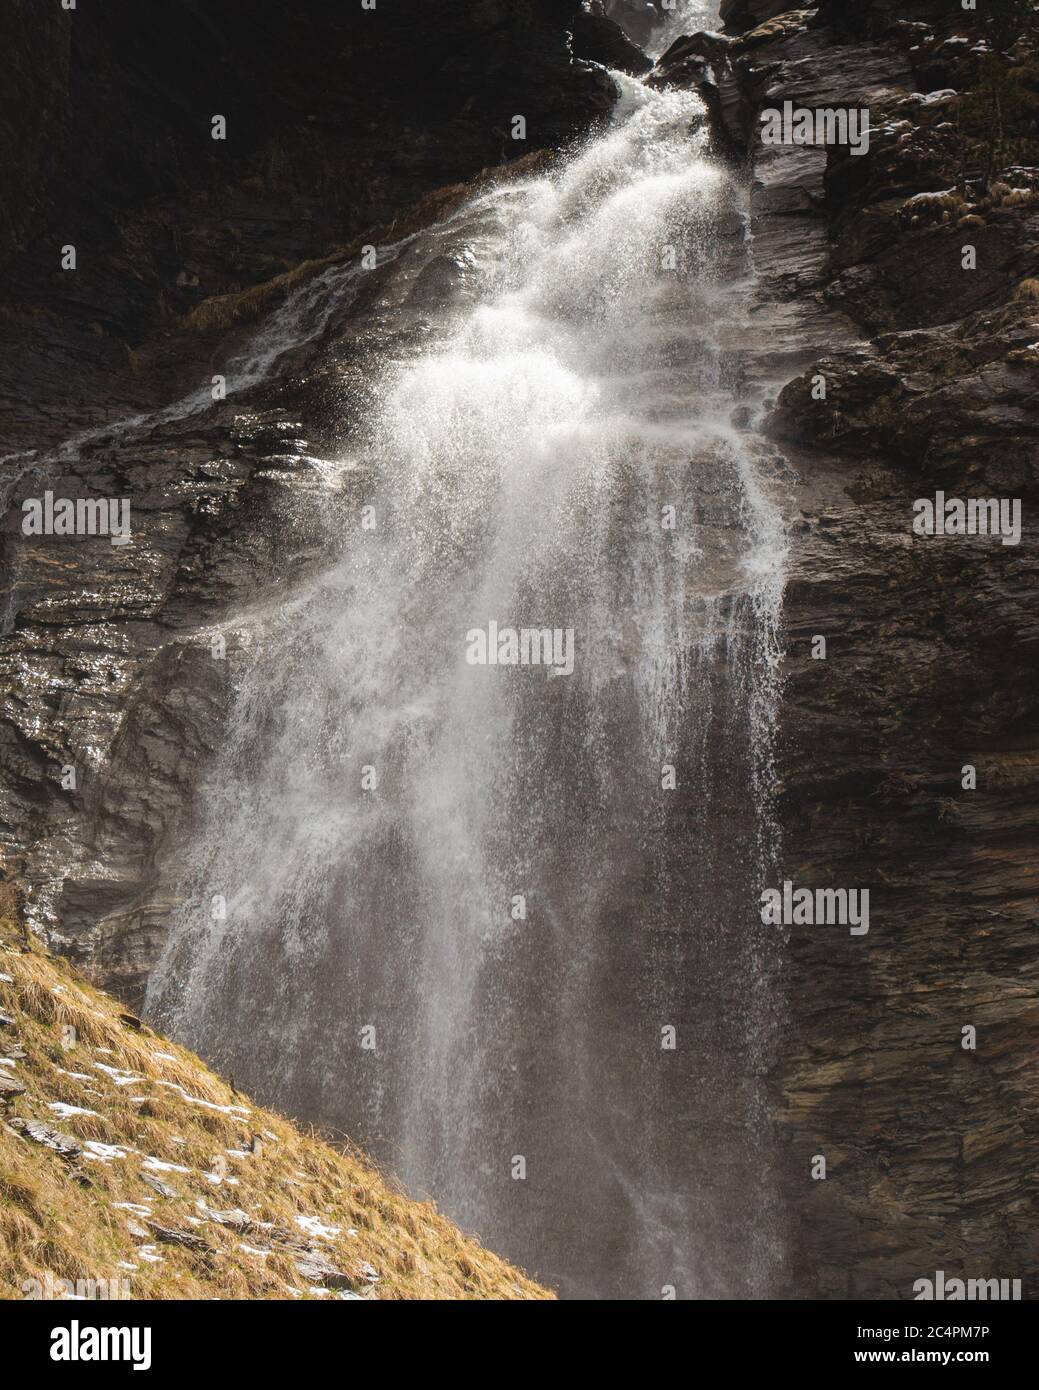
[771,308,1039,471]
[573,3,654,74]
[814,0,951,42]
[719,0,794,34]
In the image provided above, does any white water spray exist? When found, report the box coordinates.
[147,73,787,1298]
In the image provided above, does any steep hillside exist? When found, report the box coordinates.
[0,920,550,1300]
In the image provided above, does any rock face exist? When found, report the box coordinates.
[718,0,791,32]
[575,2,658,71]
[663,2,1039,1297]
[2,0,1038,1300]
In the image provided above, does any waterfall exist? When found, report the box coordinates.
[646,2,718,57]
[146,71,788,1299]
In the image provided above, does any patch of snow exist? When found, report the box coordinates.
[142,1155,192,1174]
[201,1170,241,1186]
[156,1079,250,1116]
[113,1202,153,1217]
[295,1214,341,1241]
[48,1101,100,1119]
[94,1062,142,1086]
[83,1141,128,1163]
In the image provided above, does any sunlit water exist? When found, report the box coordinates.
[646,0,718,57]
[146,72,788,1299]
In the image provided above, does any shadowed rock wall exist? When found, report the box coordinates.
[660,0,1039,1296]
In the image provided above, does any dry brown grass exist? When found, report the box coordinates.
[0,921,551,1301]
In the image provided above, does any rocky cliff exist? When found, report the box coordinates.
[656,0,1039,1296]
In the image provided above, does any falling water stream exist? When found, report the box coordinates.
[146,63,789,1298]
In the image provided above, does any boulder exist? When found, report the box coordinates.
[573,5,654,73]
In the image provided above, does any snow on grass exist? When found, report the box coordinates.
[295,1213,340,1241]
[94,1062,142,1086]
[142,1155,192,1175]
[156,1078,250,1116]
[83,1141,129,1163]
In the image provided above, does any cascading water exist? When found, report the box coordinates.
[147,70,788,1298]
[645,1,718,57]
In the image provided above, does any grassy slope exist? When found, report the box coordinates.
[0,922,551,1300]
